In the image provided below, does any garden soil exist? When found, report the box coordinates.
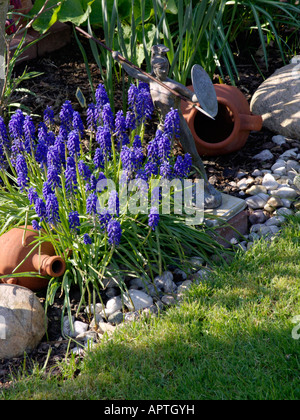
[1,27,299,387]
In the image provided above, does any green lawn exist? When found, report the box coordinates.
[2,218,300,400]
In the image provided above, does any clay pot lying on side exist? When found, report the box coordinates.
[0,226,66,291]
[181,84,263,156]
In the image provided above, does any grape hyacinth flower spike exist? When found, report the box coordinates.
[107,219,122,247]
[148,207,160,231]
[15,154,29,192]
[46,193,61,225]
[69,210,80,232]
[83,233,92,245]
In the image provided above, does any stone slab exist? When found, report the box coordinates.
[205,193,247,221]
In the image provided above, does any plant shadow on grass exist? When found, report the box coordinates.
[61,318,300,401]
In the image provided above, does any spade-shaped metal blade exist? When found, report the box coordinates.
[191,64,218,119]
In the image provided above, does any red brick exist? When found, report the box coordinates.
[215,210,249,247]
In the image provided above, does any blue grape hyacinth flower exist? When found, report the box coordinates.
[9,109,25,142]
[46,193,61,225]
[47,164,61,189]
[83,233,92,245]
[93,148,104,169]
[0,116,10,151]
[160,160,173,180]
[102,103,115,132]
[72,111,85,136]
[148,207,160,231]
[78,160,91,182]
[67,130,80,157]
[35,197,46,222]
[164,108,181,141]
[32,220,42,231]
[87,103,98,132]
[107,219,122,246]
[108,190,119,216]
[69,210,80,231]
[15,154,28,192]
[60,100,74,131]
[23,115,36,154]
[86,192,98,215]
[96,126,111,158]
[173,154,193,179]
[95,84,110,112]
[44,106,55,127]
[65,157,78,194]
[28,187,39,205]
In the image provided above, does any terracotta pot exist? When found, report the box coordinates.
[181,84,263,156]
[0,226,66,291]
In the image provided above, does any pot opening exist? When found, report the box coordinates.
[194,103,235,144]
[51,259,64,275]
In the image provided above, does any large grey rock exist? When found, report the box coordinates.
[0,284,46,359]
[250,63,300,139]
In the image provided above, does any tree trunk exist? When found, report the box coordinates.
[0,0,9,100]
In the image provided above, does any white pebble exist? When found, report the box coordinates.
[237,177,254,190]
[252,169,263,177]
[262,173,279,190]
[103,296,123,317]
[272,135,286,146]
[124,289,153,311]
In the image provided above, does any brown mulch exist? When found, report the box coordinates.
[1,28,299,388]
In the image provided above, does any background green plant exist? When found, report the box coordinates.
[0,0,58,119]
[30,0,300,90]
[1,31,43,118]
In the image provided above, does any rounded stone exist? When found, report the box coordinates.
[245,193,270,209]
[250,63,300,140]
[124,289,153,311]
[262,173,279,191]
[264,196,283,212]
[249,209,268,225]
[271,186,298,200]
[245,185,268,196]
[154,271,177,293]
[0,284,46,359]
[104,296,123,317]
[272,135,286,146]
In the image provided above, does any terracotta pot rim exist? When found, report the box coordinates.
[189,96,241,150]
